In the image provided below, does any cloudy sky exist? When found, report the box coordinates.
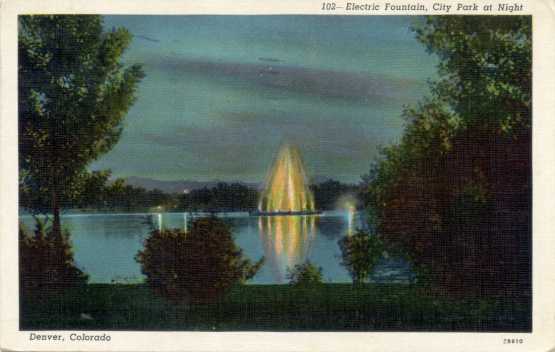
[90,15,437,183]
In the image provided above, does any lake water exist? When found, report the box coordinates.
[20,211,412,284]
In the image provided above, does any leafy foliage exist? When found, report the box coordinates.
[287,261,323,287]
[19,220,88,298]
[362,16,531,297]
[338,230,383,285]
[136,217,264,303]
[18,15,144,231]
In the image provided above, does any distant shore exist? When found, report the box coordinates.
[19,209,361,218]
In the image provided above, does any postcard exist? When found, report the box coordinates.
[1,0,554,351]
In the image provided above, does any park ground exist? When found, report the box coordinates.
[20,283,530,332]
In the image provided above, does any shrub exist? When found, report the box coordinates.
[287,261,323,287]
[19,219,88,299]
[136,217,264,303]
[338,230,383,285]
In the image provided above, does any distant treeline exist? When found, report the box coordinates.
[310,180,359,210]
[65,179,359,212]
[179,179,359,212]
[78,178,177,212]
[178,183,258,212]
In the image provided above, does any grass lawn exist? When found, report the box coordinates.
[20,283,530,331]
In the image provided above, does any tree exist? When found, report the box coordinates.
[287,261,323,287]
[363,16,531,297]
[338,230,383,285]
[19,220,88,299]
[136,217,264,303]
[19,15,144,234]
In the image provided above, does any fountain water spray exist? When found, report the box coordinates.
[255,144,319,215]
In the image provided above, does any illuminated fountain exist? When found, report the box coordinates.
[252,143,320,216]
[252,143,320,281]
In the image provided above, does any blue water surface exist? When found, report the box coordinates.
[20,211,412,284]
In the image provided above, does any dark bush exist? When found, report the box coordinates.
[338,230,383,285]
[287,261,323,287]
[136,217,264,303]
[19,220,88,299]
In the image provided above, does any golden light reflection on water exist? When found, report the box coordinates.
[259,215,317,282]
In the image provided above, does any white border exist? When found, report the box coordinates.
[1,1,554,351]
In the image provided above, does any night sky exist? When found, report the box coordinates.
[90,16,437,183]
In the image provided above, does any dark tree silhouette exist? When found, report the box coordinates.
[287,261,324,287]
[19,221,88,299]
[136,217,264,303]
[338,230,383,285]
[362,16,531,297]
